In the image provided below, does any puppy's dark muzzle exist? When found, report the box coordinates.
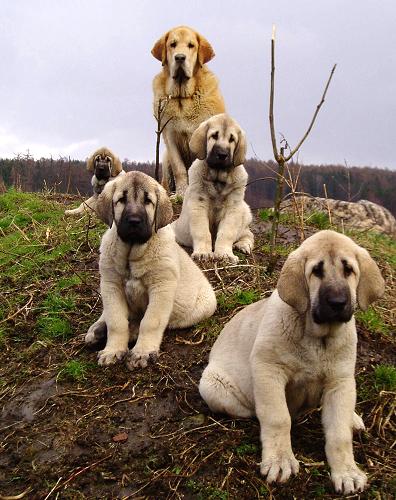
[207,146,232,169]
[116,207,151,245]
[313,285,353,324]
[95,166,111,181]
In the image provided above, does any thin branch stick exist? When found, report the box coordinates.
[269,25,279,161]
[284,64,337,161]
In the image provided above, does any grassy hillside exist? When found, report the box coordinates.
[0,190,395,499]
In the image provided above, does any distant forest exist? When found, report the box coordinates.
[1,155,395,215]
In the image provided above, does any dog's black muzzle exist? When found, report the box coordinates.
[116,206,152,245]
[206,146,232,170]
[312,284,353,324]
[95,164,111,181]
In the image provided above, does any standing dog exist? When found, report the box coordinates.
[152,26,226,195]
[172,114,254,262]
[85,171,216,368]
[65,147,124,216]
[199,230,385,494]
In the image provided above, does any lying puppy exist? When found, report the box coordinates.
[85,171,217,368]
[172,114,254,262]
[152,25,226,195]
[65,147,124,216]
[199,230,385,494]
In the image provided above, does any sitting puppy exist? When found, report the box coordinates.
[85,171,217,368]
[199,230,385,494]
[172,114,254,262]
[65,147,124,216]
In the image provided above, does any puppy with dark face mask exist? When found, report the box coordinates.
[172,113,254,262]
[199,230,385,494]
[65,147,124,216]
[85,171,216,368]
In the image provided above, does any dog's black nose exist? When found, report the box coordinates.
[326,294,347,311]
[217,152,228,161]
[175,53,186,63]
[126,215,142,226]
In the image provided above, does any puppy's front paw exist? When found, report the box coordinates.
[234,240,253,255]
[260,452,299,483]
[85,321,107,346]
[331,466,367,494]
[192,251,214,262]
[213,250,239,263]
[126,349,158,370]
[97,348,128,366]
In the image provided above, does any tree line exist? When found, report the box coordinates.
[0,155,395,215]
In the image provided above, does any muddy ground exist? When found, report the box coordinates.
[0,198,395,499]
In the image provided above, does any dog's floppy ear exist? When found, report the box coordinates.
[233,128,247,167]
[96,181,117,227]
[111,154,123,176]
[355,247,385,310]
[277,250,309,314]
[155,186,173,231]
[86,153,95,173]
[152,32,168,65]
[197,33,215,65]
[189,121,209,160]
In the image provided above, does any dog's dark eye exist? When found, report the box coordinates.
[211,131,219,140]
[144,192,153,205]
[342,260,354,277]
[188,42,195,48]
[229,135,235,143]
[170,41,177,48]
[312,261,324,278]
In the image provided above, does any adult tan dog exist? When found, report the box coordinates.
[152,25,226,195]
[199,230,385,494]
[65,147,124,216]
[85,171,216,368]
[172,114,254,262]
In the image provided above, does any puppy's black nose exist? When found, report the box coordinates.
[217,152,228,161]
[126,215,142,226]
[326,294,347,311]
[175,53,186,63]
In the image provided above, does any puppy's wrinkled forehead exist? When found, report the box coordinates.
[113,174,156,202]
[168,28,198,46]
[208,117,239,141]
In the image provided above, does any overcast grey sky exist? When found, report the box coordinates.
[1,0,396,169]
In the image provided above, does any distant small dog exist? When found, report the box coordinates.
[200,230,385,494]
[85,171,217,368]
[152,25,226,195]
[172,114,254,262]
[65,147,124,216]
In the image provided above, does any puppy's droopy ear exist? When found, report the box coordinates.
[86,153,95,173]
[151,32,168,65]
[356,247,385,310]
[155,186,173,231]
[189,121,209,160]
[197,33,215,65]
[96,181,117,227]
[277,250,309,314]
[111,154,123,176]
[233,128,247,167]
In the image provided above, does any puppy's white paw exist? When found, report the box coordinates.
[213,250,239,263]
[126,349,158,370]
[331,466,367,494]
[97,348,128,366]
[353,412,365,432]
[192,251,214,262]
[85,321,107,345]
[234,240,253,255]
[260,452,299,483]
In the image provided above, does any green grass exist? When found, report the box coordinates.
[58,360,96,382]
[217,289,260,312]
[307,211,331,229]
[235,443,258,456]
[259,208,294,224]
[37,315,72,340]
[373,364,396,391]
[356,307,391,336]
[185,480,228,500]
